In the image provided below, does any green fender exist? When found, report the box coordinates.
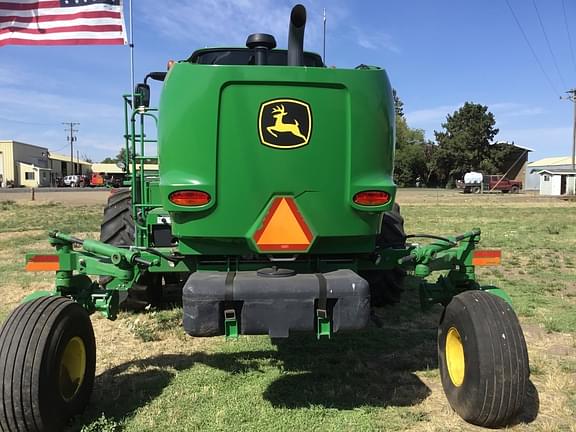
[481,286,513,307]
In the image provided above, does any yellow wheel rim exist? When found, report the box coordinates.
[59,336,86,401]
[446,327,465,387]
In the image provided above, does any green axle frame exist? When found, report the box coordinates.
[25,228,508,322]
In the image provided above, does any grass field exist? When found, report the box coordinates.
[0,190,574,431]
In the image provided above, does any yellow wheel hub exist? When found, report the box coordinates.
[59,336,86,401]
[446,327,465,387]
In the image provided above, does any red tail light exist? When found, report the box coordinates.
[169,190,211,206]
[353,191,390,206]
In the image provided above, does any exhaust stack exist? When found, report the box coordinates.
[287,4,306,66]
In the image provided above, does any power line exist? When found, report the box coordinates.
[49,143,70,153]
[505,0,561,97]
[532,0,567,89]
[562,0,576,76]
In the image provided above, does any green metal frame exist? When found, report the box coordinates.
[25,225,504,323]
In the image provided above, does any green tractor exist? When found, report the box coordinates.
[0,5,529,431]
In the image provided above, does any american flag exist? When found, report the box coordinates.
[0,0,126,47]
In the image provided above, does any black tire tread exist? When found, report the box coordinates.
[99,188,134,246]
[0,296,96,432]
[439,290,528,427]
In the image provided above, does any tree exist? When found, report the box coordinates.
[392,91,433,186]
[100,147,131,164]
[433,102,499,186]
[392,88,404,118]
[394,114,430,186]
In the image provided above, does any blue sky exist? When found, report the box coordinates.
[1,0,575,162]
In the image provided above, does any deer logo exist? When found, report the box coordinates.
[258,99,312,149]
[267,105,307,141]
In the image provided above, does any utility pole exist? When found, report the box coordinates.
[62,122,79,175]
[561,89,576,171]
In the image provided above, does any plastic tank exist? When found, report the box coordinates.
[464,172,483,184]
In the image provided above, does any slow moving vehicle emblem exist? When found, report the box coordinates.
[258,99,312,149]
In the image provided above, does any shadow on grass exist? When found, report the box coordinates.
[71,278,540,429]
[71,285,439,430]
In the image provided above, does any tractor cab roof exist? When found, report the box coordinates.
[187,48,324,67]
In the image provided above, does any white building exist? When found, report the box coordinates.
[0,140,50,187]
[526,156,574,190]
[0,140,93,187]
[538,169,576,196]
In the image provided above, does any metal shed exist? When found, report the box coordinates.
[537,169,576,195]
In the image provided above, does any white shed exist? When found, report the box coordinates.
[537,169,576,195]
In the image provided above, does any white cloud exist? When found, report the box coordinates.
[137,0,382,56]
[490,102,544,118]
[0,85,123,161]
[0,87,120,122]
[138,0,325,49]
[406,102,544,129]
[498,126,572,159]
[354,28,399,53]
[406,104,458,124]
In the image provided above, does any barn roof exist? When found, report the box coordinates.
[528,156,573,167]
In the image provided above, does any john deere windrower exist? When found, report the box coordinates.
[0,5,529,431]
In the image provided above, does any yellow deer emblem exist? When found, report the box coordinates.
[267,104,307,141]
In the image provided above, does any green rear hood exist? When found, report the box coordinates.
[158,64,396,255]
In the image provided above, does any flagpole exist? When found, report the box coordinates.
[129,0,135,100]
[322,8,326,65]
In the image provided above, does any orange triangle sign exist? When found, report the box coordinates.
[254,197,314,252]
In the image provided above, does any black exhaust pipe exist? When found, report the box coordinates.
[287,4,306,66]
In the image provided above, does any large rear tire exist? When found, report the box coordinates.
[0,297,96,432]
[100,188,134,246]
[438,290,529,427]
[362,203,407,306]
[99,189,160,308]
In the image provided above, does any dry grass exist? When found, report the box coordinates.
[0,189,574,431]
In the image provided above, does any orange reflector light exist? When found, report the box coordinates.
[353,190,390,206]
[253,197,314,252]
[472,250,502,266]
[26,255,59,272]
[169,190,211,206]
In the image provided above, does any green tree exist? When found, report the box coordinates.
[100,147,131,164]
[433,102,499,186]
[394,114,429,186]
[392,88,404,118]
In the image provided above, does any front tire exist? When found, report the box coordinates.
[438,290,529,427]
[0,296,96,432]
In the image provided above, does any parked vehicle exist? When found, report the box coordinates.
[462,172,522,193]
[90,173,106,187]
[63,175,81,187]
